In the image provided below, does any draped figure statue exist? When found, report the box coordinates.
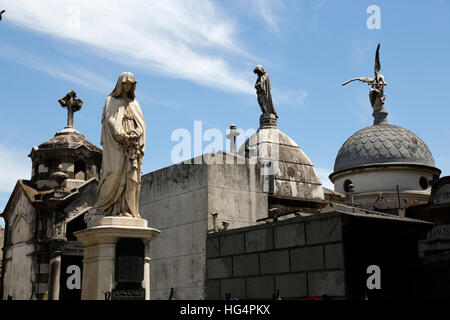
[94,72,145,218]
[254,65,278,118]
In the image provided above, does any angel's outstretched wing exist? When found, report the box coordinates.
[374,43,381,76]
[341,77,374,86]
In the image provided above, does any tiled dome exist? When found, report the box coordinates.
[334,123,435,172]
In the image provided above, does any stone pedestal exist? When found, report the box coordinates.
[74,216,160,300]
[260,114,277,128]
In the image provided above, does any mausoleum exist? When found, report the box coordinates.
[1,91,101,300]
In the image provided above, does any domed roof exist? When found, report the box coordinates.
[239,128,314,167]
[238,123,324,200]
[334,123,435,172]
[38,128,101,153]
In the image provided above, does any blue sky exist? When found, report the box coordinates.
[1,0,450,227]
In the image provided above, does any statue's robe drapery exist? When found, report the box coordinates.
[256,72,278,118]
[369,85,385,111]
[94,96,145,217]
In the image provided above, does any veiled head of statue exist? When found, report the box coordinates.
[253,65,265,75]
[110,72,137,100]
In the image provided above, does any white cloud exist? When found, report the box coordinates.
[0,145,30,193]
[2,0,254,94]
[272,88,307,107]
[315,167,334,190]
[250,0,284,32]
[0,43,113,94]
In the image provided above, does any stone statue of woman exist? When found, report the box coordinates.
[94,72,145,218]
[254,65,278,118]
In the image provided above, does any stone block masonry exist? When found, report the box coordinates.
[206,212,346,300]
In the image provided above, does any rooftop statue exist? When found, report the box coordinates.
[93,72,145,218]
[342,44,388,125]
[254,65,278,119]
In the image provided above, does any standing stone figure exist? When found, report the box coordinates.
[94,72,145,218]
[342,44,388,124]
[254,65,278,118]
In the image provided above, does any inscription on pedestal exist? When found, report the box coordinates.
[111,286,145,300]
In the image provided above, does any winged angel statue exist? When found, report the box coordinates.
[342,44,387,117]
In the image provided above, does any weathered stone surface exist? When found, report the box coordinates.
[274,222,305,249]
[274,180,324,200]
[308,270,345,297]
[152,285,205,300]
[207,257,232,279]
[260,250,290,274]
[233,253,259,277]
[325,243,344,269]
[220,278,246,299]
[140,198,171,229]
[290,246,324,272]
[246,275,274,299]
[2,190,36,300]
[140,163,208,203]
[37,130,100,153]
[153,253,205,291]
[276,161,321,184]
[305,216,342,245]
[151,219,208,259]
[140,158,268,300]
[275,273,307,298]
[206,280,220,300]
[246,228,273,252]
[238,127,324,201]
[207,163,263,191]
[206,237,220,258]
[208,187,267,230]
[220,233,245,256]
[168,188,208,226]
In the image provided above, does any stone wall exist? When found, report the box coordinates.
[2,192,36,300]
[140,162,209,300]
[207,161,267,230]
[206,212,346,300]
[139,154,267,300]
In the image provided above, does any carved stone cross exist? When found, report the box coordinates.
[58,90,83,129]
[226,124,240,154]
